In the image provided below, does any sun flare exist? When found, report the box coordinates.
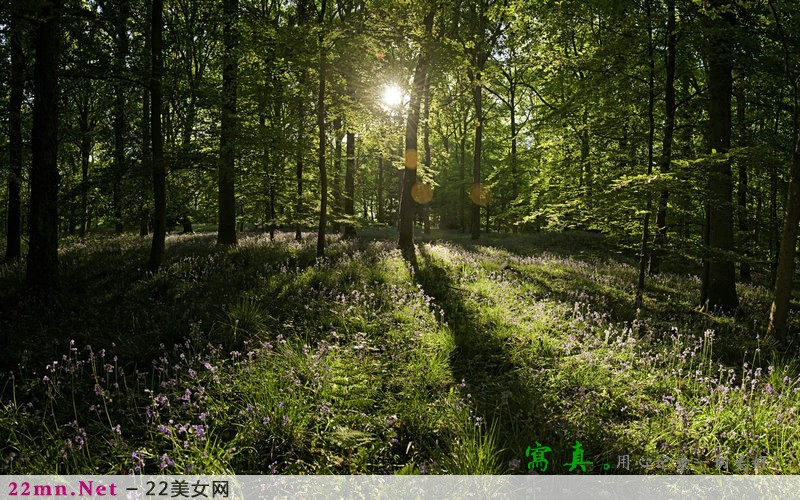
[382,84,405,108]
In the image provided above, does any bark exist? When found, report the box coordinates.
[332,116,343,232]
[4,0,24,262]
[294,0,310,241]
[422,74,432,235]
[399,7,435,251]
[736,88,752,282]
[112,0,129,233]
[459,133,466,232]
[218,0,238,245]
[343,131,356,238]
[650,0,676,275]
[636,0,656,310]
[316,6,328,258]
[79,99,91,238]
[377,154,384,223]
[470,66,485,240]
[27,0,62,291]
[767,0,800,339]
[701,0,738,311]
[140,51,151,238]
[148,0,167,272]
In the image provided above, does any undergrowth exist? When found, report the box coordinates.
[0,229,798,474]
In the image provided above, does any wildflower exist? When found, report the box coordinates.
[764,384,774,396]
[188,368,197,378]
[159,453,175,469]
[113,424,122,435]
[262,417,270,425]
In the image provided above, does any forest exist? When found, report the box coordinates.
[2,0,800,475]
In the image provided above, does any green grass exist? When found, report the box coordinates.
[0,229,799,474]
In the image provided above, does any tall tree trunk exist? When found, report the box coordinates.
[635,0,656,310]
[766,0,800,340]
[768,134,800,339]
[343,131,356,238]
[316,12,327,258]
[701,0,738,311]
[218,0,238,245]
[27,0,62,291]
[295,96,305,241]
[377,154,384,224]
[112,0,129,234]
[140,54,151,237]
[650,0,676,275]
[4,0,24,263]
[79,100,91,238]
[769,127,779,286]
[459,133,466,232]
[736,87,752,282]
[470,64,485,241]
[422,74,432,235]
[148,0,166,272]
[399,7,435,251]
[332,116,343,232]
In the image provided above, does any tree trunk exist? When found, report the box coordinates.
[79,101,90,238]
[650,0,676,275]
[701,0,738,311]
[470,67,484,241]
[343,131,356,238]
[140,65,151,237]
[332,116,343,232]
[26,0,62,291]
[377,154,384,224]
[736,87,752,282]
[316,11,327,258]
[112,0,129,234]
[399,7,435,251]
[422,74,432,235]
[27,0,62,291]
[459,133,466,232]
[768,132,800,339]
[218,0,238,245]
[148,0,167,272]
[635,0,656,310]
[769,135,778,286]
[4,0,24,263]
[295,95,305,241]
[766,0,800,339]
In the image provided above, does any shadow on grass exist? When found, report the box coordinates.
[411,243,624,473]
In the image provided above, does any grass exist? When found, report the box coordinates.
[0,228,799,474]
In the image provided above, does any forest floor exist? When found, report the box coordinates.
[1,229,799,474]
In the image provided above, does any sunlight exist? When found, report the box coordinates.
[382,84,405,109]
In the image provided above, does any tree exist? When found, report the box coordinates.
[148,0,167,272]
[4,0,25,263]
[398,6,435,252]
[316,0,328,257]
[766,0,800,340]
[26,0,63,291]
[650,0,677,275]
[218,0,238,245]
[700,0,738,311]
[110,0,130,234]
